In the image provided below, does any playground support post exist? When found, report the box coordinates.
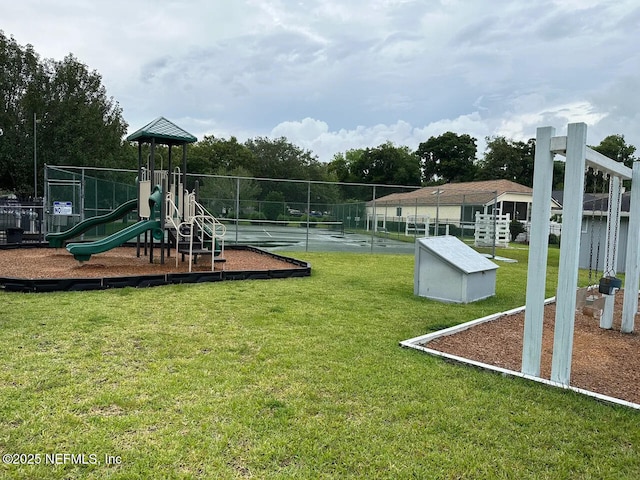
[550,122,587,386]
[522,126,555,378]
[149,138,156,264]
[160,178,166,265]
[136,142,143,258]
[621,161,640,333]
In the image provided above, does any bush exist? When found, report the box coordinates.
[447,224,462,237]
[509,219,526,241]
[247,211,267,224]
[549,233,560,245]
[263,191,286,221]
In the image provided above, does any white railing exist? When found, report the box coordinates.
[193,198,226,240]
[474,212,510,248]
[406,215,429,236]
[165,191,226,272]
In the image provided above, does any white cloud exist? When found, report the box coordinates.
[269,114,491,162]
[3,0,640,166]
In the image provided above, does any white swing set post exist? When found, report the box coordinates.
[522,122,640,386]
[622,161,640,333]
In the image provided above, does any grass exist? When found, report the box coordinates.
[0,246,639,479]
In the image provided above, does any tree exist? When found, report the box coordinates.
[40,54,128,169]
[244,136,322,180]
[475,136,535,187]
[198,166,262,218]
[244,137,323,203]
[263,190,286,220]
[355,142,421,186]
[327,143,421,200]
[0,32,45,197]
[0,32,129,197]
[416,132,477,184]
[328,148,365,184]
[552,160,565,191]
[585,135,637,192]
[591,134,636,168]
[188,135,255,175]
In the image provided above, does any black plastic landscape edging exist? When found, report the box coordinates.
[0,245,311,293]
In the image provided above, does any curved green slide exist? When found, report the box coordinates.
[46,198,138,248]
[65,185,164,262]
[66,220,162,262]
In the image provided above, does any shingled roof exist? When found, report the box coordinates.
[374,179,532,207]
[126,117,197,145]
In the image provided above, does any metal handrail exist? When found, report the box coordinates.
[165,194,185,267]
[193,199,226,238]
[165,192,226,272]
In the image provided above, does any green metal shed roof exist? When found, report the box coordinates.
[126,117,197,145]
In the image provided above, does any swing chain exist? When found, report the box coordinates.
[603,174,622,278]
[610,179,621,277]
[587,168,596,283]
[604,174,613,276]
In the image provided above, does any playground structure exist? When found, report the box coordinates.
[523,123,640,386]
[45,117,226,272]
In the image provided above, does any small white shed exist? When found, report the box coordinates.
[414,236,498,303]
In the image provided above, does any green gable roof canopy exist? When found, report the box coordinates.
[126,116,197,145]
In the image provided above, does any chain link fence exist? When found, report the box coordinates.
[0,165,515,252]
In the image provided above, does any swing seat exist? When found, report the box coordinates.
[598,276,622,295]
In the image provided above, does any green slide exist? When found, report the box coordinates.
[46,198,138,248]
[66,220,162,262]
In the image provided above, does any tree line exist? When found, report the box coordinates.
[1,30,637,203]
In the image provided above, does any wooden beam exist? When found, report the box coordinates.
[551,123,587,385]
[621,161,640,333]
[522,126,555,377]
[550,135,632,180]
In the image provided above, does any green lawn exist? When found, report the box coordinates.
[1,247,639,479]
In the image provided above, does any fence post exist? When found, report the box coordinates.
[42,164,48,239]
[435,188,440,236]
[492,190,498,258]
[81,168,85,224]
[306,182,311,251]
[235,177,240,244]
[371,186,376,252]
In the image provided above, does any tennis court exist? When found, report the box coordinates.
[222,219,416,254]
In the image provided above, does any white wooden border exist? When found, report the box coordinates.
[400,303,640,411]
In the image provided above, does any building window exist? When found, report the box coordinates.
[396,207,402,217]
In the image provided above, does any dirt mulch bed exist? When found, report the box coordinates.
[0,247,305,280]
[424,290,640,405]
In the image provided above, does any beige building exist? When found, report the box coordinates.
[367,179,555,232]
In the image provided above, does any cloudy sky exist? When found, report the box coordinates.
[4,0,640,162]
